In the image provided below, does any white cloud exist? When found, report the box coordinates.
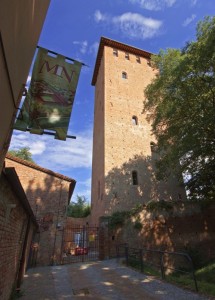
[94,10,162,40]
[89,42,99,56]
[10,128,93,170]
[113,13,162,39]
[30,141,46,155]
[129,0,176,11]
[9,133,46,154]
[94,10,108,22]
[191,0,197,6]
[73,40,88,54]
[183,14,196,27]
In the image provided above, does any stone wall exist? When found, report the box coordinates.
[102,202,215,266]
[0,169,36,300]
[5,156,74,266]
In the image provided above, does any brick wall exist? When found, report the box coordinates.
[102,202,215,265]
[5,157,74,266]
[0,169,36,300]
[91,39,186,224]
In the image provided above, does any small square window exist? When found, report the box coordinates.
[136,56,141,63]
[147,59,152,66]
[125,52,129,60]
[150,142,157,152]
[113,49,118,57]
[122,72,127,79]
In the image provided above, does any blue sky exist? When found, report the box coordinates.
[10,0,215,203]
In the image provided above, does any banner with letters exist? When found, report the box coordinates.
[14,47,82,140]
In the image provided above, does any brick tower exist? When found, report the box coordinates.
[91,37,186,224]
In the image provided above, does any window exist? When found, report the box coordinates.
[113,49,118,57]
[150,142,157,152]
[147,59,151,66]
[136,56,141,63]
[122,71,127,79]
[132,116,138,125]
[132,171,138,185]
[125,52,129,60]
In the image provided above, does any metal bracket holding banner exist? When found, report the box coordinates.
[37,46,89,67]
[26,128,76,139]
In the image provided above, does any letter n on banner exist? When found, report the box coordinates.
[14,47,82,140]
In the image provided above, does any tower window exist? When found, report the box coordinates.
[150,142,157,152]
[132,171,138,185]
[122,71,127,79]
[136,56,141,63]
[147,59,152,66]
[113,49,118,57]
[132,116,138,125]
[125,52,129,60]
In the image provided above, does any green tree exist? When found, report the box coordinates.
[8,147,34,163]
[67,195,91,218]
[144,16,215,200]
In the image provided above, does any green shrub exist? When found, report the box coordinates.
[146,200,173,212]
[108,211,130,229]
[130,204,143,216]
[186,247,205,269]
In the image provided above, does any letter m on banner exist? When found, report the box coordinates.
[14,47,82,140]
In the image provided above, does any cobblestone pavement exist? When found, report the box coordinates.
[20,259,210,300]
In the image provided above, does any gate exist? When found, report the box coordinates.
[62,225,99,264]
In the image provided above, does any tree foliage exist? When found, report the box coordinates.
[8,147,34,163]
[67,195,91,218]
[144,16,215,200]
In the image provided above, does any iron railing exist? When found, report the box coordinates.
[116,244,198,291]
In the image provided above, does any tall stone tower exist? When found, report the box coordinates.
[91,37,186,224]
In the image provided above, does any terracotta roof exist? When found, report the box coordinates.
[6,153,76,184]
[91,37,154,86]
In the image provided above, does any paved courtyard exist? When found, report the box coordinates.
[20,259,210,300]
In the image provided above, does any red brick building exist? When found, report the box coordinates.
[5,154,76,266]
[0,166,37,300]
[91,37,187,224]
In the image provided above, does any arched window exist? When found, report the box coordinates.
[132,171,138,185]
[132,116,138,125]
[122,71,127,79]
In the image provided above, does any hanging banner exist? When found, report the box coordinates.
[14,47,82,140]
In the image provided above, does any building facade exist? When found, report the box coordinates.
[0,167,37,300]
[5,154,76,266]
[91,37,186,224]
[0,0,50,173]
